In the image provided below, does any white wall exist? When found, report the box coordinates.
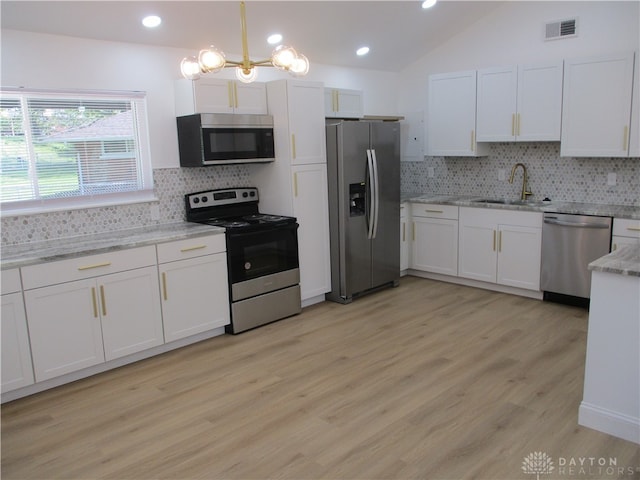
[1,29,399,169]
[397,1,640,113]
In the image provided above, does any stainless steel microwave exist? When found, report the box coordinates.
[176,113,275,166]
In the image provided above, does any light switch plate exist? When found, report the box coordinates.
[607,172,617,186]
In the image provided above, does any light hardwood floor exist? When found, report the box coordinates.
[2,277,638,479]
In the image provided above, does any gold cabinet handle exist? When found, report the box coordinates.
[511,113,516,137]
[517,113,521,136]
[234,82,239,109]
[291,134,297,159]
[412,222,416,242]
[293,172,298,197]
[626,226,640,232]
[91,287,98,318]
[425,209,443,214]
[402,222,406,242]
[623,125,629,150]
[162,272,168,301]
[180,244,207,253]
[498,231,503,252]
[493,230,496,251]
[78,262,111,271]
[99,285,107,316]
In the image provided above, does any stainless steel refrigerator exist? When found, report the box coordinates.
[325,119,400,304]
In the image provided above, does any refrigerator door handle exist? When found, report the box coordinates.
[370,149,380,239]
[366,149,376,240]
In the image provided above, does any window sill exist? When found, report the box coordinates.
[0,190,158,218]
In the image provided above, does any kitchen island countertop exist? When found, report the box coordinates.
[589,244,640,277]
[1,222,225,270]
[401,193,640,220]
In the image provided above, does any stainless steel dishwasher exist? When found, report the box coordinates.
[541,213,612,305]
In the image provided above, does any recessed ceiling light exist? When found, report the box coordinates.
[142,15,162,28]
[356,46,370,56]
[422,0,437,9]
[267,34,283,45]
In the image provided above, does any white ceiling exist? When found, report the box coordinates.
[1,1,503,72]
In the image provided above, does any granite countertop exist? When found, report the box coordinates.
[1,222,225,270]
[589,244,640,277]
[402,193,640,220]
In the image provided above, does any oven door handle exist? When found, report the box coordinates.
[366,149,376,240]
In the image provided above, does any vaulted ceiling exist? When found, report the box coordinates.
[1,1,502,72]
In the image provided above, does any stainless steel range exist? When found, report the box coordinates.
[185,187,301,334]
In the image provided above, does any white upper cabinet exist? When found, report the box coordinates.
[324,88,364,118]
[476,62,563,142]
[561,52,635,157]
[174,78,267,116]
[427,71,488,156]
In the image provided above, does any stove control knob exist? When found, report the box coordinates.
[201,196,208,202]
[249,191,256,197]
[193,197,199,204]
[242,192,248,198]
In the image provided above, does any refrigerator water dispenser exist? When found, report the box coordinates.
[349,183,366,216]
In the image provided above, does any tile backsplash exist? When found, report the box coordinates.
[402,142,639,206]
[2,142,638,247]
[1,167,252,246]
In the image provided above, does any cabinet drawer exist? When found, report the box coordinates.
[1,269,22,295]
[21,246,157,290]
[613,218,640,239]
[156,234,226,264]
[411,203,459,220]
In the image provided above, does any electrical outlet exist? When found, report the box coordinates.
[427,167,435,178]
[498,169,506,181]
[607,172,617,186]
[150,204,160,221]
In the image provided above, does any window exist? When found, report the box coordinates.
[0,88,154,215]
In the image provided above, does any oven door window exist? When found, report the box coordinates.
[227,224,299,282]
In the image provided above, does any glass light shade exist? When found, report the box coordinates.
[289,54,309,77]
[236,66,258,83]
[198,47,226,73]
[422,0,437,8]
[180,56,201,80]
[271,45,298,70]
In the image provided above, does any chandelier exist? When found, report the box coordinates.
[180,2,310,83]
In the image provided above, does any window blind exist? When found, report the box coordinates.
[0,88,154,214]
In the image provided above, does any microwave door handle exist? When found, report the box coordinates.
[366,149,375,240]
[370,149,380,239]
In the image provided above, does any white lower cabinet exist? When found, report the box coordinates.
[157,235,230,342]
[612,218,640,251]
[410,203,459,276]
[458,207,542,291]
[400,203,410,273]
[292,163,331,300]
[24,278,105,381]
[1,269,34,393]
[21,246,163,382]
[24,265,163,382]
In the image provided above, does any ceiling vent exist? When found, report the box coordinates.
[545,18,578,41]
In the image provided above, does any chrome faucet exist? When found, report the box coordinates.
[509,163,533,200]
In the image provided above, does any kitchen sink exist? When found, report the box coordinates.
[472,198,547,206]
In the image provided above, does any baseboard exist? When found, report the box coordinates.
[579,401,640,444]
[407,270,544,300]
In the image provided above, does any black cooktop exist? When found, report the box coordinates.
[185,188,297,232]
